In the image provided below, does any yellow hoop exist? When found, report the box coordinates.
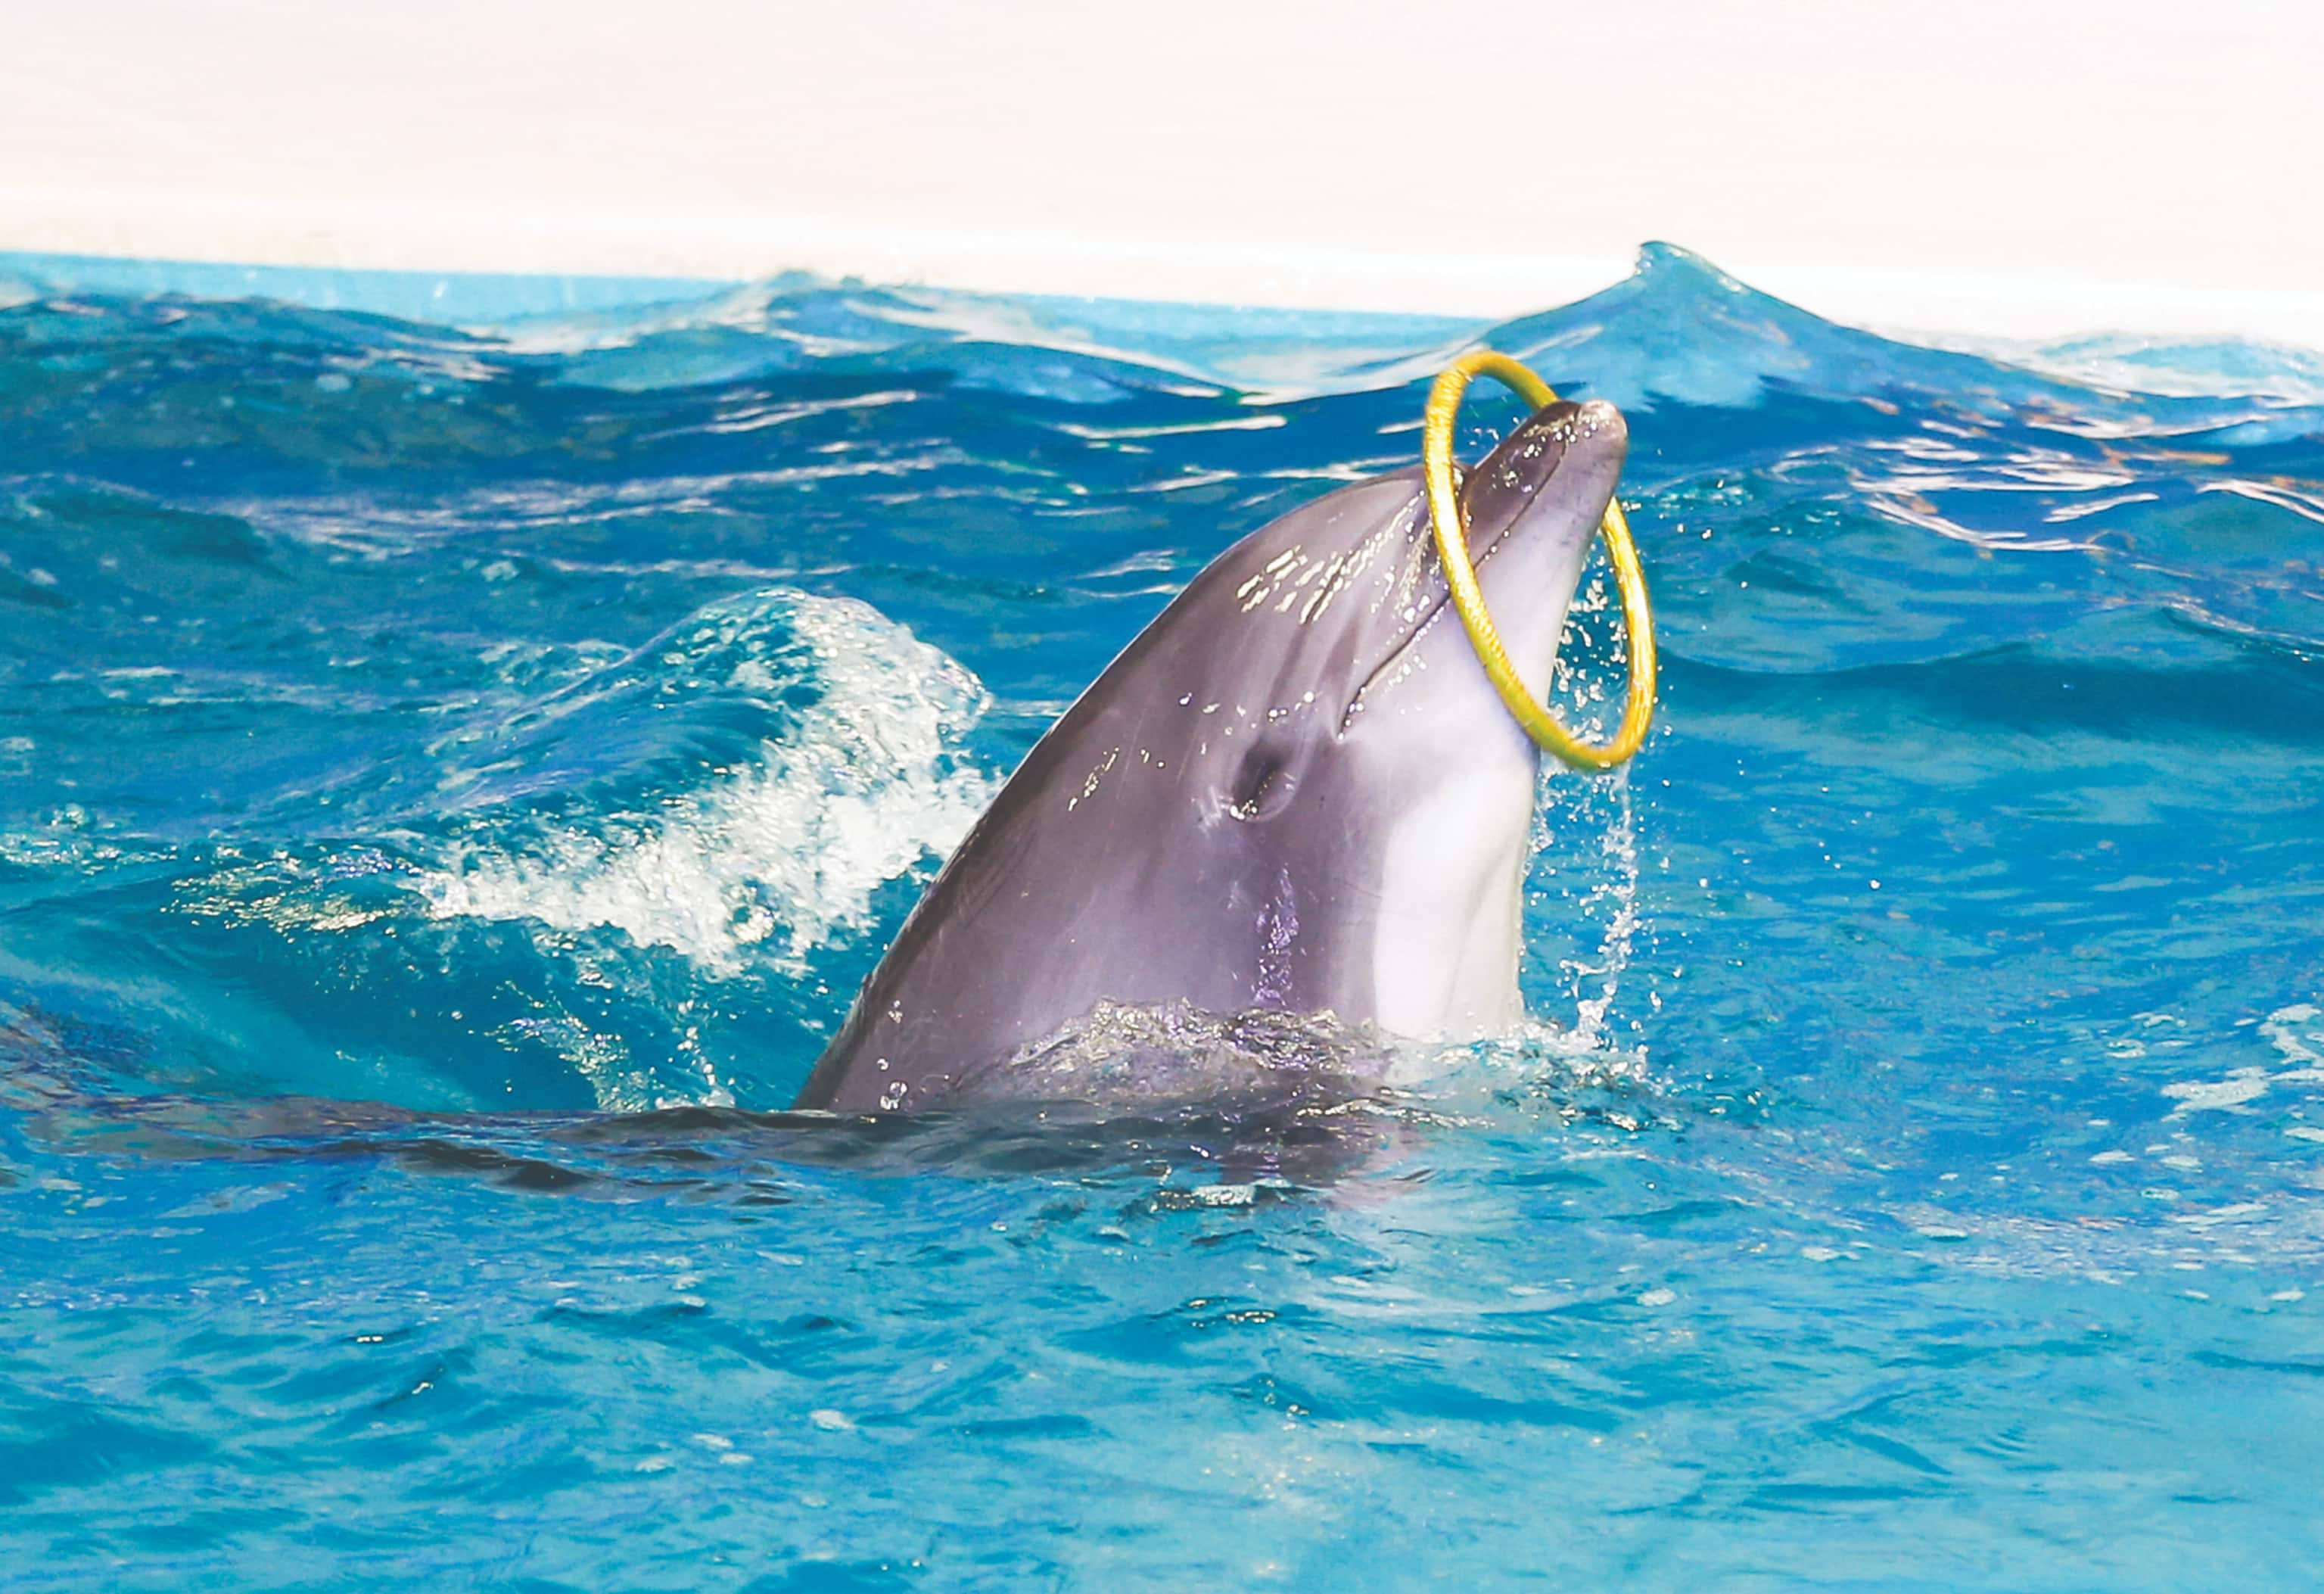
[1421,350,1657,772]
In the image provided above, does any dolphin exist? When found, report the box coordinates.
[793,398,1630,1113]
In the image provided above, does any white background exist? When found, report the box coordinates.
[7,0,2320,341]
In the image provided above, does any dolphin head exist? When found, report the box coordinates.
[798,396,1630,1112]
[1153,397,1630,1039]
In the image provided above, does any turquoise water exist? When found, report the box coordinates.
[2,243,2320,1588]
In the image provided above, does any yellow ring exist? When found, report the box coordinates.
[1422,350,1657,772]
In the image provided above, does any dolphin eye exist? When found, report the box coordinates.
[1229,744,1295,820]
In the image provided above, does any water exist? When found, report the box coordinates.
[2,243,2320,1587]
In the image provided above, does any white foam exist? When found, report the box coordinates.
[2263,1003,2324,1073]
[416,590,995,979]
[2154,1001,2324,1120]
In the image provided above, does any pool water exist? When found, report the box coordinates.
[2,244,2319,1588]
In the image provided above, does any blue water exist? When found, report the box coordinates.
[2,242,2321,1588]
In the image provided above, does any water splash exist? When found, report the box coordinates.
[414,590,995,979]
[1514,556,1652,1078]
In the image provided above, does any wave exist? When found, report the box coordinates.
[9,243,2321,416]
[413,587,994,979]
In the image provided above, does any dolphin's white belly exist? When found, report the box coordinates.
[1368,765,1533,1041]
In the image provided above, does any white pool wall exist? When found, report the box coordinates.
[6,0,2320,347]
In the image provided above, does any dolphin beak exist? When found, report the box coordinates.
[1460,398,1629,702]
[1342,397,1632,731]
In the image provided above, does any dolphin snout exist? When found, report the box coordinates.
[1495,397,1626,551]
[1572,397,1626,447]
[1465,397,1630,694]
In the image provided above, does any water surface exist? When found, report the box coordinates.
[2,244,2320,1588]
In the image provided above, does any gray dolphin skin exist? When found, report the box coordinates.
[793,398,1630,1113]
